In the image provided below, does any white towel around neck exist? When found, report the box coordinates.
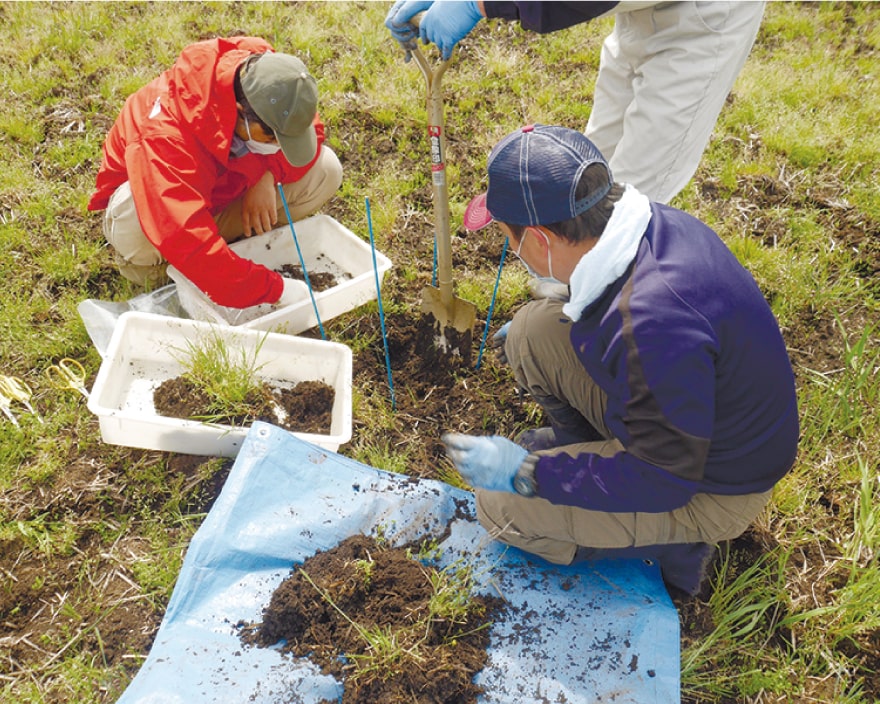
[563,185,652,322]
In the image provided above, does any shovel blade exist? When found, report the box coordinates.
[421,285,477,364]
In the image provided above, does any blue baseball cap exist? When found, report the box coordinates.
[464,125,613,230]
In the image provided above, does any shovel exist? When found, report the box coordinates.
[405,34,477,362]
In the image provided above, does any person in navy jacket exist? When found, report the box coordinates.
[442,125,798,596]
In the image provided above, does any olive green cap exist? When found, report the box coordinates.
[241,52,318,167]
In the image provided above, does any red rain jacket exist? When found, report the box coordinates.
[88,37,325,307]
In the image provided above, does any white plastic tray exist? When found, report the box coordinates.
[167,214,392,333]
[87,312,352,456]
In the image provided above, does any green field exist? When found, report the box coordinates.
[1,2,878,702]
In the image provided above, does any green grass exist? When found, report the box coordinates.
[681,547,792,701]
[0,2,878,703]
[171,329,270,423]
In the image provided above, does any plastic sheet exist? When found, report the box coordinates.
[116,422,680,703]
[78,285,186,359]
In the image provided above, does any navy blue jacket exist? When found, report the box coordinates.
[535,204,799,513]
[484,1,619,33]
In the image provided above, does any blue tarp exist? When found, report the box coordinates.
[117,422,680,703]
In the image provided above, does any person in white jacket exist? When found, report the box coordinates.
[386,1,765,205]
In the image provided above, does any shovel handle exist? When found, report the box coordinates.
[406,41,455,308]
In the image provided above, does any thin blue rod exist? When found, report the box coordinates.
[432,235,438,287]
[475,236,509,370]
[276,183,325,340]
[365,197,396,410]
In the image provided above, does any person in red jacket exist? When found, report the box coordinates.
[88,37,343,309]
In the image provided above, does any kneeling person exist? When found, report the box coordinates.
[443,125,799,596]
[88,36,343,309]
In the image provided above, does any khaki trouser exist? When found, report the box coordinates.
[478,298,773,565]
[586,1,765,204]
[102,146,343,288]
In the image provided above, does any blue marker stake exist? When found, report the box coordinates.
[366,197,396,410]
[432,234,438,288]
[276,183,325,340]
[475,236,509,370]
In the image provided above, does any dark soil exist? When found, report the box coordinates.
[153,376,334,435]
[3,6,878,702]
[277,263,338,292]
[240,534,504,704]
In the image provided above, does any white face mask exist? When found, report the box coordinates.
[244,114,281,155]
[514,229,562,284]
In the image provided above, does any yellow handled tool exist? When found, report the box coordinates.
[403,19,477,364]
[0,375,43,423]
[44,358,90,399]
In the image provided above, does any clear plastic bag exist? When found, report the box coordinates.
[77,284,187,358]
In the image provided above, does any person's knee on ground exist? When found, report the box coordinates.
[102,181,169,288]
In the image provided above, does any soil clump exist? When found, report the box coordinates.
[277,263,338,292]
[153,377,334,434]
[240,533,504,704]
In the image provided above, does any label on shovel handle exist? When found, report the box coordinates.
[428,125,444,168]
[428,126,445,185]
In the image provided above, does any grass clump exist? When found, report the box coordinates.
[169,331,269,425]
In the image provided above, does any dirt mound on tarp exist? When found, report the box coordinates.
[240,534,506,704]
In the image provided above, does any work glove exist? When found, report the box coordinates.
[385,0,434,61]
[491,321,511,365]
[275,277,310,307]
[417,0,483,60]
[441,433,528,493]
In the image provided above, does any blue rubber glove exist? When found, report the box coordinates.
[442,433,528,493]
[491,321,511,364]
[419,0,483,60]
[385,0,434,61]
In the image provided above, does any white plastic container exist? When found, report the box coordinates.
[87,312,352,457]
[167,214,392,333]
